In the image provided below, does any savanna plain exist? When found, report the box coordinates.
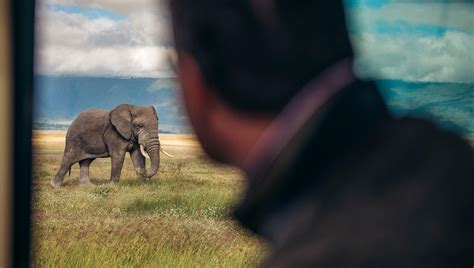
[33,130,266,267]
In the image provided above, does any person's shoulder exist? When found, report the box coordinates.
[262,116,474,268]
[390,116,473,162]
[376,115,474,191]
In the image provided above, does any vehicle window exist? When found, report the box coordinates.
[32,1,264,266]
[346,1,474,141]
[31,0,473,266]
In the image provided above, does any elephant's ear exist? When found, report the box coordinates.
[110,104,133,140]
[150,106,159,122]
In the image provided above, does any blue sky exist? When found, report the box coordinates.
[46,3,127,20]
[372,21,447,37]
[345,0,390,9]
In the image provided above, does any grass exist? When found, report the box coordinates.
[32,130,267,267]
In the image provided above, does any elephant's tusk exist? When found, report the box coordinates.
[160,148,175,158]
[140,144,150,159]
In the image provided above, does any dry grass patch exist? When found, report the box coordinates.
[32,131,267,267]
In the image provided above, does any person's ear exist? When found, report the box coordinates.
[110,104,133,140]
[177,51,215,125]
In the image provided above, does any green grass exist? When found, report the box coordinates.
[32,131,266,267]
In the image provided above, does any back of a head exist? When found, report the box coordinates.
[170,0,353,114]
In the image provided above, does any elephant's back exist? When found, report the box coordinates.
[69,109,109,130]
[65,109,110,153]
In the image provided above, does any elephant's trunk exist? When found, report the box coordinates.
[145,134,161,178]
[139,130,161,179]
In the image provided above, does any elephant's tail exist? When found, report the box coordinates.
[68,167,71,177]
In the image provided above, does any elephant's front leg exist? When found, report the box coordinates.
[130,149,147,181]
[110,153,126,183]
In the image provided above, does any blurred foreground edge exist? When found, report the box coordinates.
[0,0,13,266]
[0,0,35,267]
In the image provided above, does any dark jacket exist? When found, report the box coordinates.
[234,81,474,267]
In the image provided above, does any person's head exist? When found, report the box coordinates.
[169,0,353,165]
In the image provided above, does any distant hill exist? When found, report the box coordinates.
[34,76,473,140]
[378,80,474,140]
[34,75,191,133]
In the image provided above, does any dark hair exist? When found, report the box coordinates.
[170,0,353,114]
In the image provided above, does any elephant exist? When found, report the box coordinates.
[51,104,174,188]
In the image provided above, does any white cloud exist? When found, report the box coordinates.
[353,31,474,83]
[37,0,474,81]
[348,2,474,83]
[35,0,175,77]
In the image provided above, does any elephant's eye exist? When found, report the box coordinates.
[137,124,144,128]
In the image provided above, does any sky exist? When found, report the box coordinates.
[346,0,474,83]
[35,0,474,83]
[35,0,175,78]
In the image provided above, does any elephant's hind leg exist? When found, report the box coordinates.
[51,162,74,188]
[79,158,95,185]
[51,144,79,188]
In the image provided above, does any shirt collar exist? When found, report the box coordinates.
[243,59,356,181]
